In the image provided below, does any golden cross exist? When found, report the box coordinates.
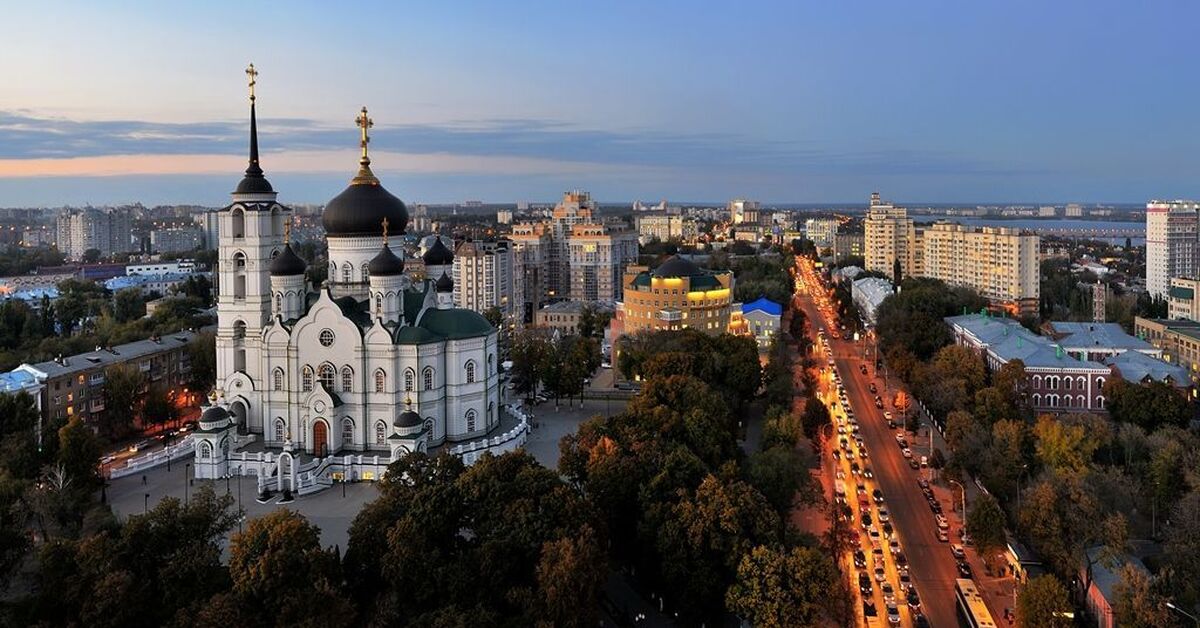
[284,219,291,244]
[356,106,373,160]
[381,217,389,241]
[245,63,258,102]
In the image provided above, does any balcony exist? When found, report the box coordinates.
[657,308,683,322]
[89,374,105,386]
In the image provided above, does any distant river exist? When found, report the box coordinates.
[923,217,1145,247]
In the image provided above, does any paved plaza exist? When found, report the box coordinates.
[107,398,623,551]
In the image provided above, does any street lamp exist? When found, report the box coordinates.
[144,493,149,514]
[1167,602,1200,626]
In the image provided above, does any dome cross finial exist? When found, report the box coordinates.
[356,106,373,165]
[246,63,258,102]
[382,217,389,241]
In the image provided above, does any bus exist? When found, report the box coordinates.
[955,579,997,628]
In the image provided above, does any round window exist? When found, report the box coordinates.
[319,329,335,346]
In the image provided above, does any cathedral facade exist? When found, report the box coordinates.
[210,79,500,464]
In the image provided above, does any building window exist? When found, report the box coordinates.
[199,441,212,459]
[273,367,284,391]
[1096,377,1105,389]
[341,366,353,392]
[374,420,386,445]
[341,262,352,283]
[423,367,434,390]
[318,363,335,391]
[275,293,282,314]
[1096,395,1105,409]
[361,263,369,282]
[465,360,476,383]
[374,369,386,393]
[466,409,477,432]
[274,418,285,442]
[319,329,335,346]
[423,418,434,434]
[375,293,382,314]
[1064,377,1072,391]
[301,366,314,392]
[342,417,354,445]
[405,368,414,392]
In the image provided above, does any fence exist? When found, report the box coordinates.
[109,438,195,479]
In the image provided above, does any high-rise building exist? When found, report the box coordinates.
[452,239,515,321]
[635,211,697,244]
[863,193,917,280]
[509,222,552,322]
[568,222,639,302]
[1146,200,1200,299]
[804,218,839,250]
[921,223,1040,315]
[150,227,205,253]
[1065,203,1083,217]
[55,207,135,260]
[612,255,735,338]
[728,199,761,225]
[834,231,864,261]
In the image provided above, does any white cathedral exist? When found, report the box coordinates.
[194,70,500,478]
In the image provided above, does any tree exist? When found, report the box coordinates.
[743,445,816,517]
[111,288,146,323]
[82,248,102,263]
[101,364,145,439]
[481,306,503,329]
[534,524,606,628]
[141,387,177,430]
[1017,574,1073,628]
[57,417,101,493]
[799,395,830,441]
[1105,379,1191,431]
[509,330,550,399]
[228,509,352,626]
[966,493,1006,561]
[1162,490,1200,608]
[725,545,836,628]
[1111,563,1175,628]
[1033,414,1100,474]
[187,331,217,394]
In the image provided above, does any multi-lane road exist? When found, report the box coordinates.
[794,257,964,628]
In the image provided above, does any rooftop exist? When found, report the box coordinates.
[1046,321,1157,352]
[742,297,782,317]
[20,330,202,379]
[1104,350,1189,384]
[946,314,1109,371]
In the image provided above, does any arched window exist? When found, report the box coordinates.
[341,366,353,392]
[1032,394,1041,407]
[466,409,477,432]
[273,367,284,391]
[233,320,247,340]
[275,293,282,314]
[1096,395,1105,409]
[341,262,352,283]
[318,363,335,391]
[1064,377,1072,390]
[374,420,386,445]
[423,367,434,391]
[342,418,354,445]
[1077,395,1086,408]
[231,207,245,238]
[1096,377,1106,389]
[1077,376,1086,390]
[1064,395,1073,408]
[199,441,212,459]
[465,360,476,383]
[404,368,415,392]
[488,353,494,374]
[374,369,386,393]
[274,418,285,442]
[361,263,369,282]
[488,401,495,427]
[302,366,314,392]
[375,293,383,315]
[1032,375,1042,389]
[423,418,434,434]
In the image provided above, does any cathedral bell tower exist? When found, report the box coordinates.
[216,64,292,425]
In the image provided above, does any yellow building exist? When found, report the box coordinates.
[615,255,735,336]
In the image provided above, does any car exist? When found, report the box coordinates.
[863,467,875,479]
[835,469,846,480]
[886,419,897,429]
[872,488,883,503]
[882,522,894,537]
[908,458,920,470]
[872,544,884,558]
[918,478,929,489]
[957,561,972,578]
[837,425,846,434]
[894,551,907,567]
[869,383,877,393]
[854,549,867,569]
[860,513,873,529]
[864,601,878,618]
[886,603,901,626]
[878,508,890,523]
[920,456,928,468]
[874,566,886,583]
[951,544,966,560]
[881,582,895,604]
[850,462,861,475]
[907,589,921,611]
[937,529,949,542]
[914,613,931,628]
[884,411,893,420]
[902,448,912,459]
[889,538,900,554]
[846,450,855,460]
[860,364,868,375]
[895,433,906,444]
[935,514,949,530]
[859,572,873,595]
[929,501,943,515]
[874,397,884,409]
[832,450,840,461]
[898,569,911,590]
[856,483,867,496]
[100,454,118,465]
[868,529,881,543]
[860,449,870,460]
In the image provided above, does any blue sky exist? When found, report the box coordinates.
[0,1,1196,206]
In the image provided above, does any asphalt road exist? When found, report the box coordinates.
[796,264,961,628]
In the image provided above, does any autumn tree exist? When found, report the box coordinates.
[1111,564,1175,628]
[1017,574,1073,628]
[102,364,145,439]
[725,545,837,628]
[966,493,1007,563]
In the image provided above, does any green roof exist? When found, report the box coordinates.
[404,284,429,325]
[629,272,652,288]
[689,275,722,290]
[419,308,495,339]
[395,325,442,345]
[1170,285,1194,301]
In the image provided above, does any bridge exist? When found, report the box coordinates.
[1027,226,1143,239]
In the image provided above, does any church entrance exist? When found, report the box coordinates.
[313,420,328,457]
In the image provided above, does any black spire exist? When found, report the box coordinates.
[234,63,275,195]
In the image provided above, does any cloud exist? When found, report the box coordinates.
[0,110,1027,180]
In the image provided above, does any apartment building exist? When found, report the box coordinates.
[834,231,864,261]
[452,239,516,321]
[636,211,697,244]
[804,218,839,250]
[9,331,200,430]
[1146,199,1200,299]
[922,223,1040,315]
[509,222,552,322]
[150,227,205,253]
[56,207,135,260]
[863,193,918,280]
[729,199,761,225]
[568,222,639,302]
[534,300,613,335]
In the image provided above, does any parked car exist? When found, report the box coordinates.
[957,561,972,578]
[951,544,966,560]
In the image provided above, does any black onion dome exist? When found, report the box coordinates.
[322,182,408,237]
[201,406,230,423]
[368,243,405,277]
[422,237,454,265]
[652,254,705,277]
[269,243,307,276]
[395,408,422,428]
[435,272,454,293]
